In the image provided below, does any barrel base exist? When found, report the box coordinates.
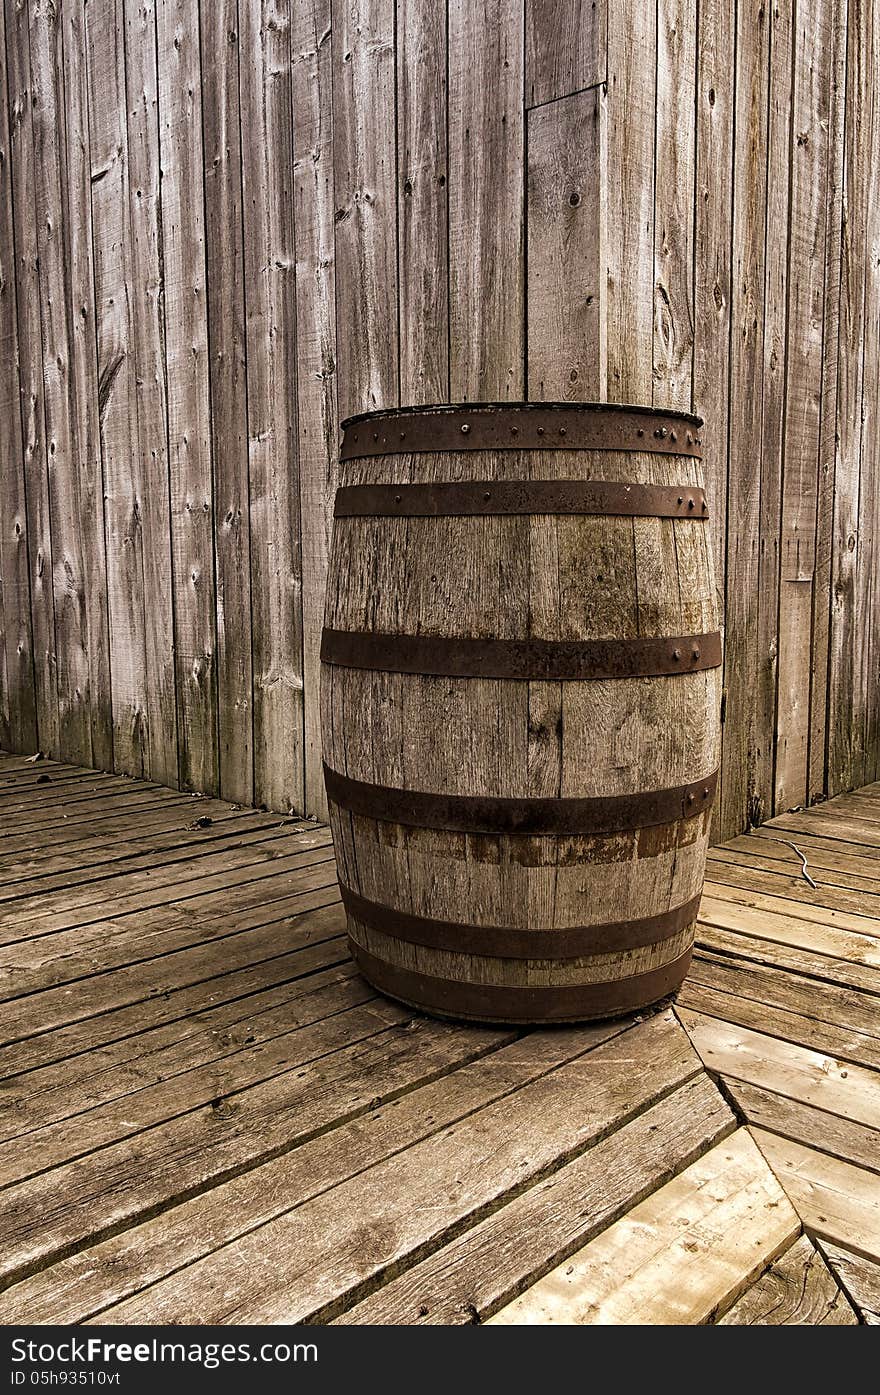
[349,941,693,1026]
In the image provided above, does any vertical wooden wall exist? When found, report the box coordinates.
[1,0,878,839]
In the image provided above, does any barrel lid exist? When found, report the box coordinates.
[339,402,705,459]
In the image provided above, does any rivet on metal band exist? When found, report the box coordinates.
[320,630,723,680]
[323,763,718,834]
[349,943,694,1023]
[340,404,704,460]
[340,883,703,959]
[334,481,709,518]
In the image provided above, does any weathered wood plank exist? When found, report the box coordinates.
[0,1028,629,1323]
[0,980,389,1185]
[775,0,832,813]
[489,1129,799,1325]
[122,0,178,789]
[696,919,880,995]
[336,1073,736,1324]
[653,0,696,409]
[61,0,114,771]
[0,892,344,1054]
[819,1240,880,1322]
[0,960,357,1134]
[293,0,337,822]
[693,0,734,673]
[155,0,218,794]
[94,1014,701,1323]
[809,0,848,805]
[240,0,303,814]
[681,972,880,1072]
[85,0,146,777]
[711,840,880,895]
[0,851,337,1001]
[724,1080,880,1176]
[707,863,880,944]
[525,0,605,108]
[200,0,253,806]
[605,0,656,402]
[0,811,288,897]
[397,0,448,403]
[29,0,110,767]
[0,911,345,1079]
[719,0,769,838]
[0,0,36,755]
[754,1129,880,1264]
[701,880,880,945]
[719,1235,858,1325]
[752,0,791,825]
[680,1009,880,1128]
[5,0,56,755]
[0,824,330,931]
[827,0,871,793]
[0,1012,505,1294]
[332,0,398,417]
[449,0,524,399]
[526,88,605,401]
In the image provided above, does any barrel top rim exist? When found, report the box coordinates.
[340,401,705,430]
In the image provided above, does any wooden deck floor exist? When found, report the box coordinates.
[0,752,877,1326]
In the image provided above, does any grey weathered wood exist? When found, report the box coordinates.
[29,0,110,768]
[719,0,769,838]
[332,0,398,418]
[293,0,337,823]
[818,1240,880,1323]
[0,1029,628,1323]
[5,0,56,756]
[0,0,36,755]
[336,1072,735,1324]
[489,1128,799,1326]
[239,0,304,814]
[526,88,605,401]
[827,0,871,794]
[605,0,656,401]
[93,1015,701,1323]
[155,0,218,794]
[809,0,848,804]
[719,1235,858,1325]
[525,0,606,108]
[653,0,696,409]
[753,0,791,827]
[753,1129,880,1264]
[200,0,253,807]
[774,0,833,813]
[85,0,146,777]
[681,971,880,1072]
[122,0,179,790]
[449,0,524,400]
[397,0,449,403]
[0,1010,498,1294]
[723,1080,880,1176]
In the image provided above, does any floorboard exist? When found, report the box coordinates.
[1,755,878,1324]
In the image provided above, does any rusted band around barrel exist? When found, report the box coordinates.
[340,883,702,958]
[334,481,709,518]
[321,630,723,679]
[349,943,694,1023]
[340,404,703,459]
[323,763,718,833]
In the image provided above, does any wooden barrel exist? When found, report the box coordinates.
[320,403,721,1024]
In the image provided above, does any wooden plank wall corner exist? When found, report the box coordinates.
[0,0,878,840]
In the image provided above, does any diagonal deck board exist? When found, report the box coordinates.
[487,1130,800,1325]
[718,1235,858,1324]
[1,755,879,1324]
